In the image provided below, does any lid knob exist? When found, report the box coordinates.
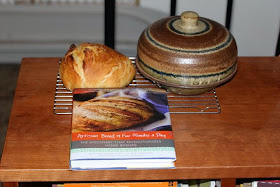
[180,11,199,29]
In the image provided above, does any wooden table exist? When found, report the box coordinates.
[0,57,279,187]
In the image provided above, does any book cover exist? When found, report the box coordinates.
[252,180,280,187]
[70,88,176,170]
[243,183,252,187]
[199,180,216,187]
[64,181,177,187]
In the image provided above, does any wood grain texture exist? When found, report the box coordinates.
[221,178,235,187]
[2,182,18,187]
[0,57,280,183]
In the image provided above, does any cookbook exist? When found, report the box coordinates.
[69,88,176,170]
[62,181,177,187]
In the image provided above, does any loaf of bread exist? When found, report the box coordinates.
[59,43,136,91]
[72,96,160,132]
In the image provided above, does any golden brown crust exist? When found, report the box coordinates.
[72,96,158,132]
[59,43,136,91]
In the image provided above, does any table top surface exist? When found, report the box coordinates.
[0,57,280,182]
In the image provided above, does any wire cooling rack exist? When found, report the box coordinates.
[54,57,221,115]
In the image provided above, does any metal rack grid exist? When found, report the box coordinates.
[54,57,221,115]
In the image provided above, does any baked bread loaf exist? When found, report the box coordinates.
[59,43,136,91]
[72,96,161,132]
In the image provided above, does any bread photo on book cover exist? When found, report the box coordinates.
[72,94,165,132]
[59,43,136,91]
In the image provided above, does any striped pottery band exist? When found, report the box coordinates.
[145,26,233,54]
[137,56,237,87]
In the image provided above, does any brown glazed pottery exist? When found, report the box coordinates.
[136,11,238,95]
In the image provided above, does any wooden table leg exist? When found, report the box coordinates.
[2,182,19,187]
[221,178,236,187]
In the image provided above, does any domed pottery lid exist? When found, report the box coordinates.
[136,11,237,94]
